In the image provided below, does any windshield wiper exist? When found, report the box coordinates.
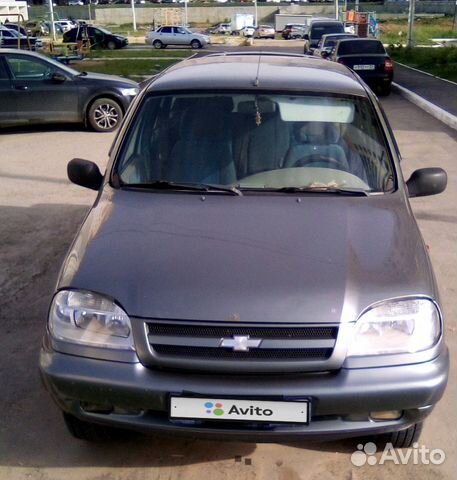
[122,180,243,196]
[258,186,369,196]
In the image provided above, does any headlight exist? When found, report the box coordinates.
[120,87,139,97]
[48,290,134,350]
[347,298,441,357]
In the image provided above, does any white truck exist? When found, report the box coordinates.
[231,13,255,35]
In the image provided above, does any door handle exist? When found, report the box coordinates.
[15,85,28,91]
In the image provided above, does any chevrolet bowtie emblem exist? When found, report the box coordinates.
[219,335,262,352]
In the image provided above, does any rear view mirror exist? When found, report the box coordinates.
[68,158,103,191]
[406,168,447,197]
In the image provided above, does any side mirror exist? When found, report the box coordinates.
[321,50,329,59]
[52,72,67,82]
[303,34,309,41]
[68,158,103,191]
[406,167,447,198]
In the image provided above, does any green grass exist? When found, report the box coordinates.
[380,17,457,46]
[86,49,191,59]
[72,58,181,79]
[389,46,457,82]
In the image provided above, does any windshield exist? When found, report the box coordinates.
[311,23,344,39]
[97,27,113,35]
[115,93,395,193]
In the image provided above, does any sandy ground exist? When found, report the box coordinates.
[0,94,455,480]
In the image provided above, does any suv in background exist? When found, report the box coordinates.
[281,24,307,40]
[40,52,448,446]
[303,18,344,54]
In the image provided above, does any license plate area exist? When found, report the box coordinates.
[170,396,310,424]
[353,64,375,70]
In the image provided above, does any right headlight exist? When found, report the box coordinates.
[48,289,134,350]
[347,298,441,357]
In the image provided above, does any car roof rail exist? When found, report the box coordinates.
[204,51,310,59]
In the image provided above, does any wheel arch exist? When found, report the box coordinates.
[83,92,126,127]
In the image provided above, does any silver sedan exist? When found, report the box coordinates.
[145,26,210,49]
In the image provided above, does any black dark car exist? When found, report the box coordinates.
[281,24,307,40]
[303,19,345,54]
[0,27,37,50]
[0,49,138,131]
[330,38,394,95]
[63,25,128,50]
[39,52,448,446]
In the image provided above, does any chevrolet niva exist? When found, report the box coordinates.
[40,53,448,446]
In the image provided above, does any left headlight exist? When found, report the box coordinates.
[347,298,441,357]
[120,87,139,97]
[48,290,134,350]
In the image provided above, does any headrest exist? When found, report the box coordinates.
[295,122,340,144]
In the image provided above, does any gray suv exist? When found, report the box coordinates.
[40,52,448,445]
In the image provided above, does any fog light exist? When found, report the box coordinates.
[370,410,403,421]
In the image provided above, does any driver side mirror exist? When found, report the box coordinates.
[406,168,447,197]
[68,158,103,191]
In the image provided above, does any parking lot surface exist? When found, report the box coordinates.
[0,94,456,480]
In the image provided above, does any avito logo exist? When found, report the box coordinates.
[204,401,273,418]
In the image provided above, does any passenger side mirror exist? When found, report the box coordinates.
[68,158,103,191]
[406,168,447,198]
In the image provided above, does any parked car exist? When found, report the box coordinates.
[303,18,345,54]
[55,20,76,33]
[281,23,307,40]
[0,27,37,50]
[39,52,448,446]
[0,49,138,131]
[240,25,256,38]
[25,20,50,37]
[329,38,394,95]
[145,26,209,49]
[313,33,358,58]
[253,24,275,39]
[3,23,28,37]
[63,25,128,50]
[208,23,231,35]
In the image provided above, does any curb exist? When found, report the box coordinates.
[392,82,457,132]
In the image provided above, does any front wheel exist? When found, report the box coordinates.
[106,40,116,50]
[153,40,163,49]
[190,39,201,49]
[88,98,123,132]
[372,423,423,449]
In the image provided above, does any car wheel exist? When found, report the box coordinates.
[191,39,201,49]
[107,41,116,50]
[153,40,163,49]
[88,98,123,133]
[63,413,120,442]
[372,423,423,449]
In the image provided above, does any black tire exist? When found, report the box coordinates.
[63,413,119,442]
[88,98,123,133]
[374,423,423,449]
[191,39,201,49]
[106,40,116,50]
[153,40,163,49]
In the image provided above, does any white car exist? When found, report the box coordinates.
[241,26,256,38]
[146,26,209,49]
[55,20,75,33]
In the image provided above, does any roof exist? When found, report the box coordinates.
[146,53,366,97]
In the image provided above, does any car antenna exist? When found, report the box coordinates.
[253,55,261,87]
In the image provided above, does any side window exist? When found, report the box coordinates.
[161,27,172,34]
[175,27,185,34]
[0,59,9,79]
[6,57,50,80]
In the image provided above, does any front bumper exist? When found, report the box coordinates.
[39,348,449,442]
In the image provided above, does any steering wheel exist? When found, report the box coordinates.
[292,155,344,170]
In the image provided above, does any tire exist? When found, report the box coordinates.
[153,40,163,49]
[63,413,120,442]
[106,41,116,50]
[191,39,201,49]
[373,423,423,449]
[88,98,123,133]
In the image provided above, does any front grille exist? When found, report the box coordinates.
[140,320,340,373]
[148,323,337,340]
[152,345,332,360]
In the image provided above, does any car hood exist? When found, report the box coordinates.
[59,189,436,323]
[78,72,138,87]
